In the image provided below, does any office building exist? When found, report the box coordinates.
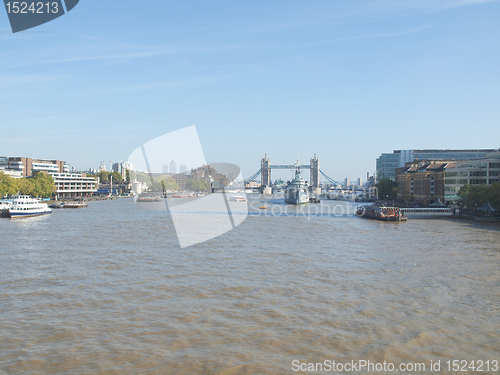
[169,160,177,174]
[396,152,500,205]
[444,152,500,201]
[376,149,498,182]
[52,172,97,199]
[0,156,69,177]
[112,161,133,178]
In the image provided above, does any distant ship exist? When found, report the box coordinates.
[285,166,310,204]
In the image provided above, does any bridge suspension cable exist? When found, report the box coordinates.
[319,169,341,187]
[245,169,262,184]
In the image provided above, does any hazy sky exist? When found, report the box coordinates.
[1,0,499,182]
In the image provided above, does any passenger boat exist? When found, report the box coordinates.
[49,202,65,208]
[356,202,406,221]
[8,195,52,218]
[285,166,310,205]
[63,201,88,208]
[230,195,247,202]
[137,196,162,202]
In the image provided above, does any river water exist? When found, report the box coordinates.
[0,197,499,374]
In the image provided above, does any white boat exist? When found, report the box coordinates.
[230,195,247,202]
[0,200,13,217]
[8,195,52,218]
[0,200,12,210]
[63,201,88,209]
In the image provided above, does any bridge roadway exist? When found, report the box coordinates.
[269,164,311,169]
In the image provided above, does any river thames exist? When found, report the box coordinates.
[0,197,499,374]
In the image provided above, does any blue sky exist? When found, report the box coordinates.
[1,0,499,182]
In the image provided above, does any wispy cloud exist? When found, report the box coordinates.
[97,74,233,94]
[237,0,498,35]
[43,45,242,65]
[369,0,499,13]
[247,25,432,53]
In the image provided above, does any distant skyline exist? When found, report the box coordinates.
[1,0,499,181]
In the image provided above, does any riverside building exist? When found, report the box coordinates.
[0,155,97,199]
[51,172,98,199]
[396,152,500,205]
[376,149,498,182]
[0,157,69,177]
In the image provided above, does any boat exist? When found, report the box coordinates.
[356,202,406,221]
[136,196,162,202]
[49,202,65,209]
[0,200,13,217]
[8,195,52,218]
[63,201,88,208]
[285,166,310,205]
[230,195,247,202]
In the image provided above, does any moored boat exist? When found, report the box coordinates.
[63,201,88,208]
[230,195,247,202]
[8,195,52,218]
[49,202,65,209]
[285,166,310,205]
[356,202,406,221]
[137,196,162,202]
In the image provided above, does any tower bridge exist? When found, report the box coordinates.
[245,154,341,189]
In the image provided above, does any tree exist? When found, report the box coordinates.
[185,179,210,192]
[150,175,179,191]
[32,172,56,198]
[125,169,131,182]
[0,172,19,197]
[110,171,122,182]
[375,179,398,200]
[17,178,34,196]
[97,171,111,183]
[458,183,500,210]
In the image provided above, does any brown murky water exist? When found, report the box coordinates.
[1,198,499,374]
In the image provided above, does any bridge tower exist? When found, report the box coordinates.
[310,154,320,188]
[261,154,271,187]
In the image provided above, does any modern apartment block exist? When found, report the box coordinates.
[112,161,133,178]
[1,156,97,199]
[52,172,98,199]
[396,152,500,205]
[0,156,69,177]
[377,149,498,182]
[444,152,500,201]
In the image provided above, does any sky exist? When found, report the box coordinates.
[1,0,499,182]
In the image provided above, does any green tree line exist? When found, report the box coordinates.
[458,183,500,210]
[90,170,125,183]
[185,179,210,192]
[128,171,179,191]
[0,172,56,198]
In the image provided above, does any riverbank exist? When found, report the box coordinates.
[450,213,500,222]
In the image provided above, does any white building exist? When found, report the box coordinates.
[0,168,22,178]
[51,172,97,199]
[112,161,133,178]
